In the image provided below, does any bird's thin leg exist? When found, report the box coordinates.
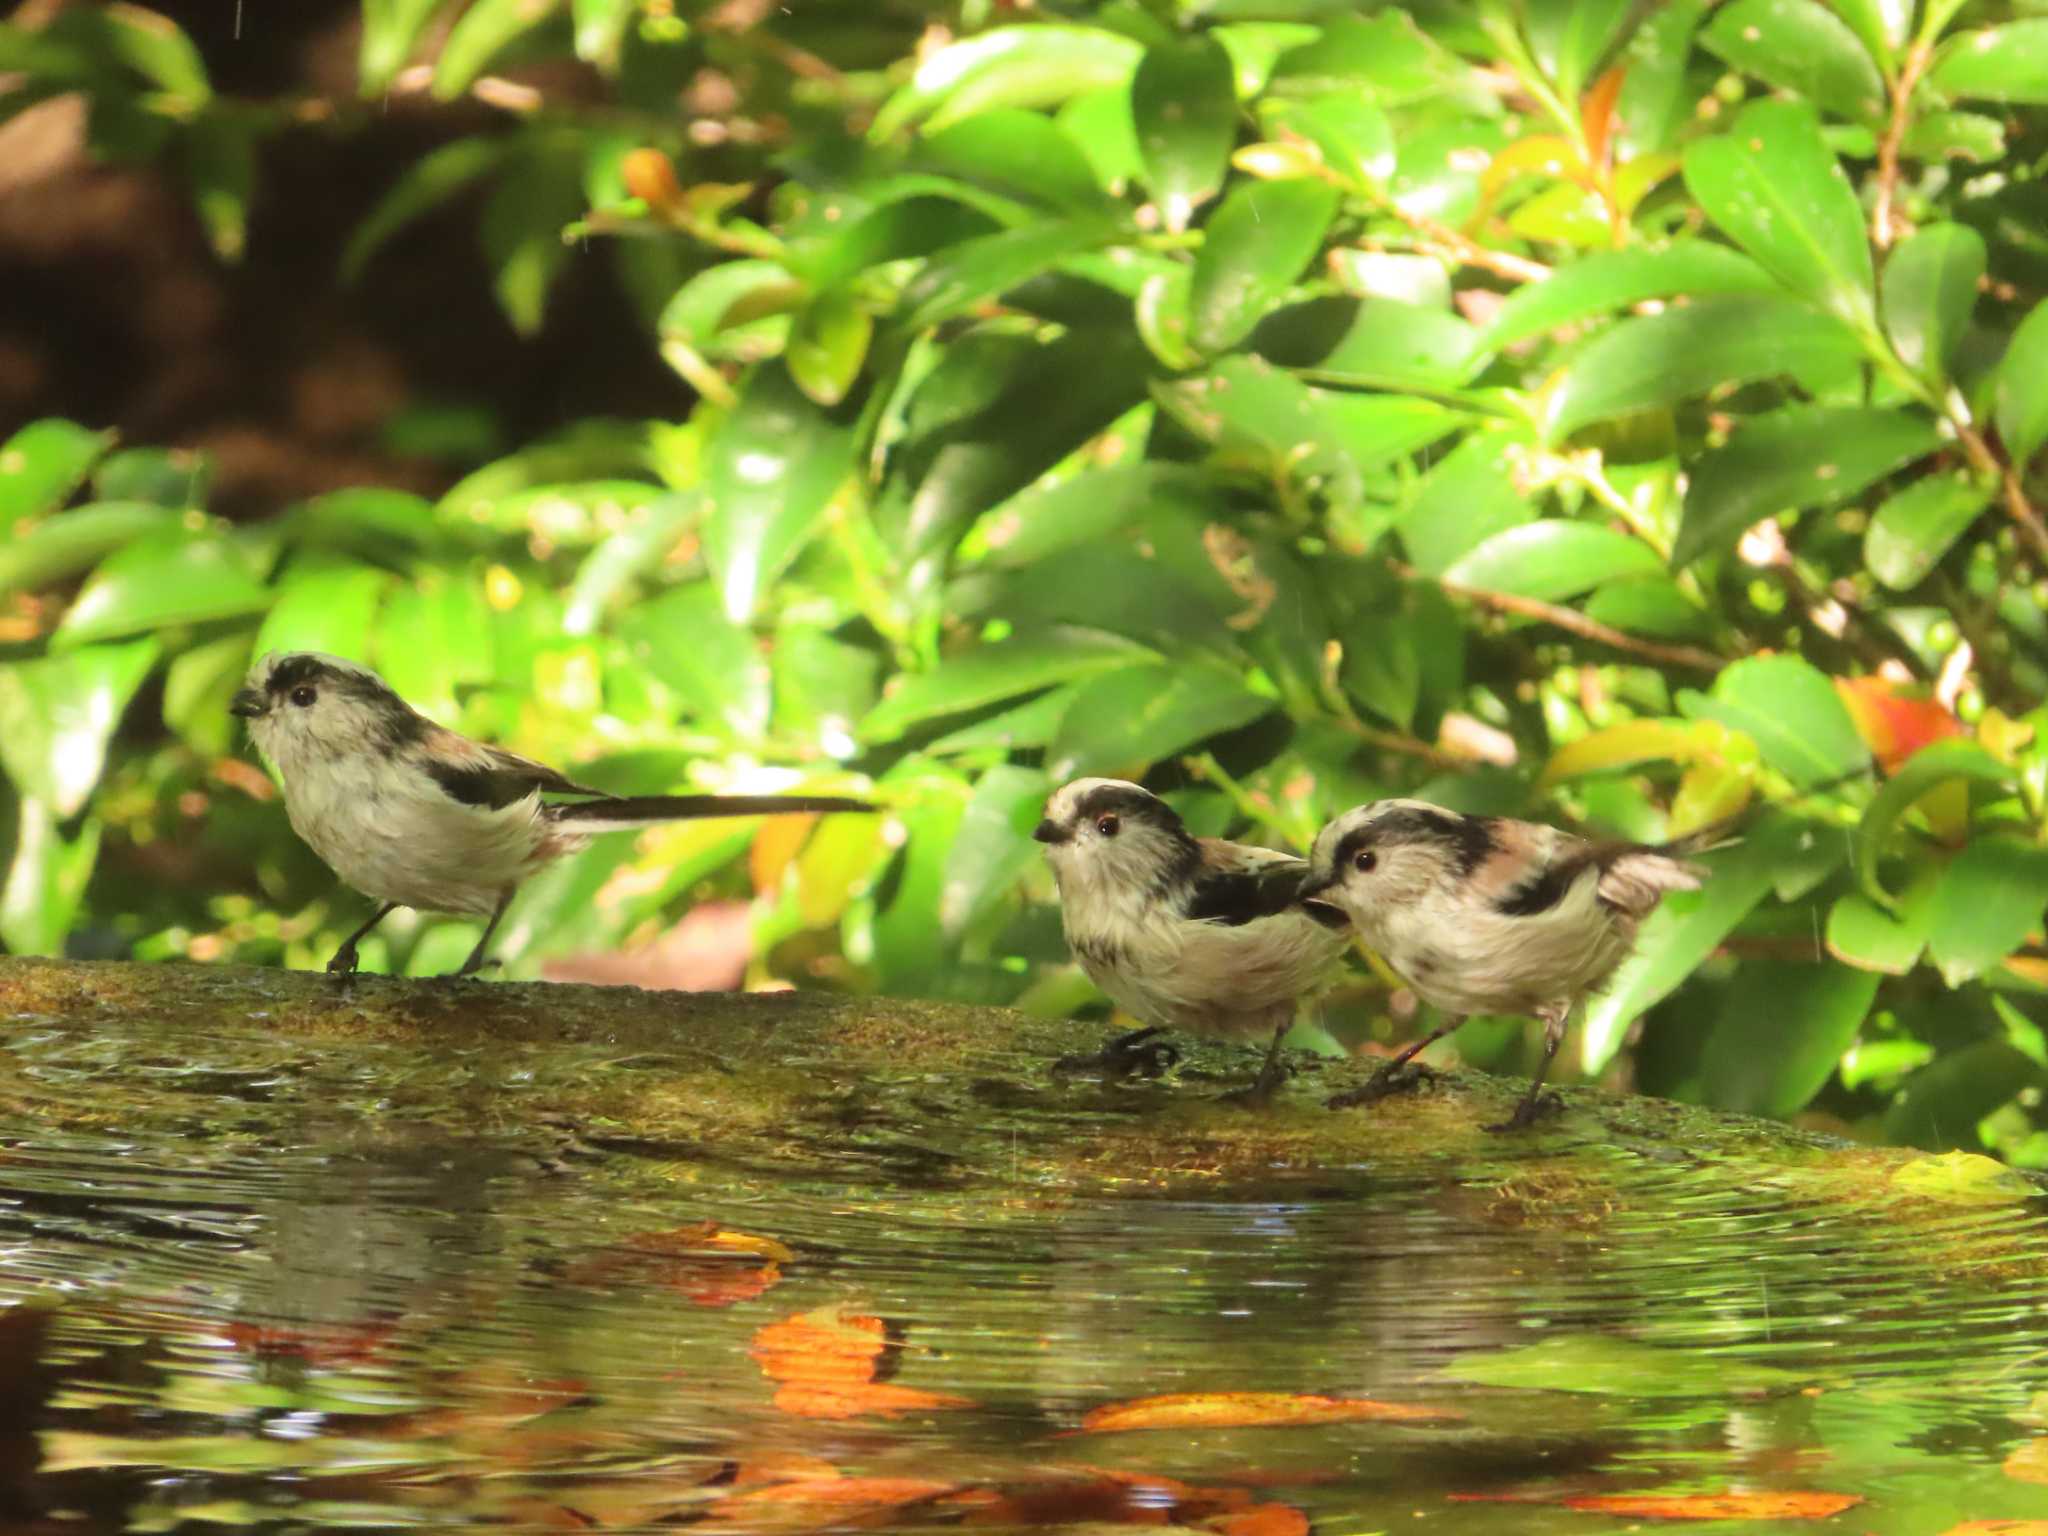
[1052,1025,1180,1080]
[326,902,398,976]
[448,889,514,979]
[1218,1022,1293,1109]
[1484,1002,1572,1133]
[1327,1018,1462,1110]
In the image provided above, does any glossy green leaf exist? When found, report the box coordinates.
[870,25,1142,141]
[342,136,508,284]
[1927,838,2048,986]
[480,140,585,336]
[1132,35,1238,231]
[1699,0,1886,125]
[569,0,632,68]
[1928,21,2048,106]
[1674,406,1941,568]
[1048,663,1272,781]
[285,488,441,557]
[772,627,880,755]
[564,491,700,635]
[1994,297,2048,469]
[902,217,1118,330]
[1523,0,1632,106]
[918,110,1110,215]
[1853,739,2013,908]
[938,763,1048,939]
[785,287,872,409]
[1186,178,1338,354]
[57,530,270,644]
[860,628,1156,743]
[1298,298,1484,392]
[433,0,562,98]
[1882,222,1985,376]
[1210,22,1321,98]
[252,559,389,665]
[375,574,490,724]
[1443,521,1661,603]
[0,419,114,524]
[1058,86,1145,193]
[1581,577,1713,640]
[0,638,160,815]
[1481,242,1773,349]
[0,798,100,958]
[1267,94,1394,190]
[1863,475,1990,591]
[1902,110,2006,164]
[800,194,999,292]
[1698,959,1880,1116]
[100,2,210,101]
[1827,890,1931,975]
[1828,0,1910,67]
[162,631,251,758]
[621,583,770,741]
[658,259,802,352]
[359,0,447,95]
[926,684,1079,756]
[182,113,256,263]
[701,362,856,623]
[0,502,178,598]
[1544,294,1863,442]
[1616,0,1711,154]
[92,447,209,509]
[1399,433,1533,577]
[1265,12,1468,102]
[1579,823,1787,1071]
[1681,98,1876,331]
[1678,654,1870,790]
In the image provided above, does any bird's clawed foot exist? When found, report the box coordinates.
[1217,1054,1293,1110]
[1482,1088,1566,1134]
[1052,1026,1180,1081]
[325,946,362,978]
[1326,1058,1438,1111]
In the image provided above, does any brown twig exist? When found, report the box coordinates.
[1949,418,2048,567]
[1872,38,1934,250]
[1395,561,1727,672]
[1384,205,1552,286]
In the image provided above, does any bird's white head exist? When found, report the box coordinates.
[230,651,427,778]
[1033,777,1200,904]
[1304,798,1497,932]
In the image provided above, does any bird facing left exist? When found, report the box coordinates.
[230,650,876,978]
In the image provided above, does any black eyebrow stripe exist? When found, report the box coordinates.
[1076,784,1176,824]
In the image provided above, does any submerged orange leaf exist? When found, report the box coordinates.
[568,1222,789,1307]
[2005,1436,2048,1484]
[1453,1490,1862,1519]
[704,1475,956,1530]
[749,1305,887,1385]
[770,1381,974,1420]
[1942,1524,2048,1534]
[1080,1391,1458,1433]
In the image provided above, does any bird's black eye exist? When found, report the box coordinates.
[1353,849,1378,873]
[288,685,317,708]
[1095,813,1120,837]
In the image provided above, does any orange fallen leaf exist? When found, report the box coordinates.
[703,1476,956,1530]
[749,1305,887,1386]
[730,1453,842,1486]
[1451,1490,1863,1520]
[948,1467,1251,1527]
[1207,1506,1310,1536]
[770,1381,975,1420]
[1080,1390,1459,1433]
[568,1222,790,1307]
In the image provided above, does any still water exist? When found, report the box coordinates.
[4,992,2048,1533]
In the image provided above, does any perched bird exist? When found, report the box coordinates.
[1299,799,1714,1132]
[1033,777,1352,1105]
[231,651,875,977]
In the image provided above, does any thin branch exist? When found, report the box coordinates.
[1383,204,1552,286]
[1396,561,1728,672]
[1949,408,2048,567]
[1872,37,1934,250]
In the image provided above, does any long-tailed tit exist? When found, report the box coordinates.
[231,651,875,977]
[1298,799,1715,1131]
[1032,777,1352,1106]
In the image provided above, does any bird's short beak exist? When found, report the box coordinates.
[229,688,267,720]
[1296,872,1333,901]
[1032,818,1068,845]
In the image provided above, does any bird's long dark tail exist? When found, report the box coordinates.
[550,794,875,833]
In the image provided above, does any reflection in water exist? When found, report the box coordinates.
[3,1010,2048,1533]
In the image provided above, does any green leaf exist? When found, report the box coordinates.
[1296,298,1483,392]
[182,112,256,263]
[285,488,441,557]
[1579,822,1787,1072]
[433,0,562,99]
[1697,959,1880,1116]
[1440,1333,1807,1396]
[870,25,1142,141]
[1265,12,1469,103]
[701,362,856,623]
[1581,577,1713,640]
[359,0,447,95]
[1681,98,1876,332]
[479,139,585,336]
[1928,21,2048,106]
[376,572,491,722]
[1927,837,2048,985]
[902,217,1118,330]
[1266,94,1394,190]
[1699,0,1886,125]
[0,419,115,524]
[1863,474,1990,591]
[162,630,251,757]
[92,446,209,508]
[0,502,177,598]
[1674,405,1942,569]
[252,559,389,665]
[0,798,100,958]
[57,530,270,644]
[939,763,1049,939]
[621,583,770,741]
[918,110,1111,215]
[100,2,210,102]
[1524,0,1633,106]
[570,0,633,69]
[1399,433,1533,577]
[1186,177,1338,354]
[1616,0,1711,154]
[773,626,880,755]
[1442,521,1661,603]
[785,287,872,409]
[1826,890,1931,975]
[1678,654,1870,790]
[564,491,700,635]
[1902,110,2006,164]
[1828,0,1911,69]
[1481,242,1774,349]
[860,628,1155,743]
[1131,35,1239,231]
[1047,663,1272,781]
[1544,294,1863,442]
[1853,739,2012,908]
[1211,22,1321,99]
[1994,297,2048,469]
[1058,86,1145,194]
[0,638,160,815]
[658,259,802,351]
[343,137,508,285]
[926,684,1078,756]
[1882,222,1985,377]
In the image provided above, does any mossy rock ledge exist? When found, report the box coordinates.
[4,956,2044,1230]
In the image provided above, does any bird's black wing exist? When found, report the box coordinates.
[422,736,611,810]
[1185,839,1343,928]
